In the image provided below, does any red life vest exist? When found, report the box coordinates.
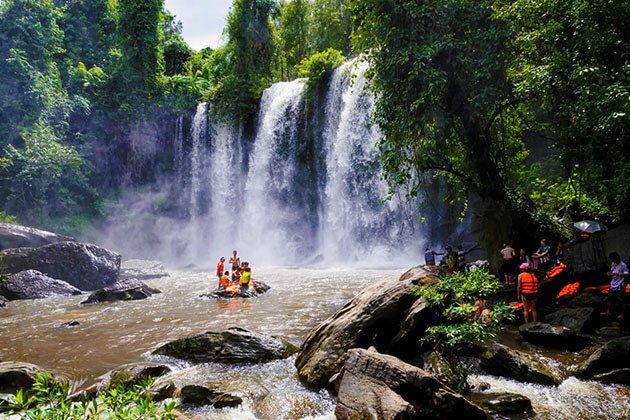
[556,282,580,299]
[544,263,566,281]
[216,261,224,274]
[520,272,538,294]
[219,275,231,288]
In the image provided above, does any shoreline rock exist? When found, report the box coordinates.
[0,361,57,396]
[0,223,74,251]
[469,392,533,415]
[81,279,161,304]
[1,241,121,291]
[152,327,297,364]
[201,280,271,299]
[0,270,81,301]
[518,322,593,350]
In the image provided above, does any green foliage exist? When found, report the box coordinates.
[417,268,512,391]
[0,211,18,224]
[296,48,346,90]
[276,0,311,80]
[1,373,178,419]
[162,10,192,76]
[309,0,353,54]
[118,0,165,97]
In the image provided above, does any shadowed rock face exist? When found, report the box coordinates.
[518,322,593,350]
[0,362,56,395]
[1,241,121,291]
[295,267,438,389]
[152,327,298,364]
[0,223,74,251]
[544,307,596,332]
[179,385,242,408]
[335,348,488,420]
[576,336,630,379]
[0,270,81,300]
[81,279,160,304]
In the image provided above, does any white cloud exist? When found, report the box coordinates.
[164,0,233,51]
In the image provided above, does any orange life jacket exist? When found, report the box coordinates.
[556,282,580,299]
[520,272,538,294]
[544,263,566,281]
[219,275,231,288]
[217,261,224,274]
[512,302,524,312]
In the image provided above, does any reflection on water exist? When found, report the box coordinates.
[0,268,401,419]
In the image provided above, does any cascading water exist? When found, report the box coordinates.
[318,60,419,264]
[189,103,208,218]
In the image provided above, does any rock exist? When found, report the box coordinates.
[591,368,630,385]
[0,270,81,300]
[1,241,121,291]
[544,307,595,332]
[202,280,271,299]
[467,343,559,386]
[179,385,242,408]
[147,378,178,402]
[296,273,435,389]
[335,348,488,420]
[60,320,80,327]
[575,337,630,379]
[0,361,55,395]
[81,279,161,304]
[469,392,533,415]
[598,325,621,338]
[119,259,169,280]
[387,298,432,354]
[568,293,606,308]
[399,264,442,283]
[152,327,297,363]
[0,222,74,250]
[105,363,171,389]
[0,296,7,308]
[518,322,593,350]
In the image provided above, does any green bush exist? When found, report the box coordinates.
[296,48,346,90]
[417,268,513,392]
[1,373,178,419]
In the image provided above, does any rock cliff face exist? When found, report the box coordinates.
[0,270,81,300]
[0,223,74,250]
[1,241,121,290]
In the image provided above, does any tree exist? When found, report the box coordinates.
[309,0,352,54]
[162,10,192,76]
[351,0,564,248]
[276,0,311,80]
[118,0,165,96]
[497,0,630,222]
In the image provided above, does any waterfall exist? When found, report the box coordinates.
[189,103,208,218]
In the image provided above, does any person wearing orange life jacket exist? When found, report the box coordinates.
[517,262,539,323]
[219,271,232,288]
[216,257,225,278]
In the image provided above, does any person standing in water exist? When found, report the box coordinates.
[216,257,225,278]
[229,250,241,272]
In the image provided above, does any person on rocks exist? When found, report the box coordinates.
[229,250,240,272]
[424,248,443,266]
[517,263,539,323]
[555,240,567,265]
[232,266,242,284]
[515,248,531,278]
[442,246,459,273]
[219,271,232,288]
[473,297,492,324]
[601,252,628,319]
[532,239,551,270]
[240,267,252,290]
[216,257,225,279]
[500,243,516,285]
[457,244,477,268]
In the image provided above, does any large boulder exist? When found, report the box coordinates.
[152,327,297,363]
[469,392,533,415]
[0,223,73,250]
[398,264,442,282]
[202,280,271,299]
[575,337,630,379]
[119,259,169,281]
[465,343,559,386]
[335,348,488,420]
[1,241,121,291]
[296,272,436,389]
[544,307,596,332]
[518,322,593,350]
[591,368,630,385]
[179,385,242,408]
[81,279,160,304]
[0,362,55,395]
[0,296,7,308]
[0,270,81,300]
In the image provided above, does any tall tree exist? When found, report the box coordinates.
[310,0,352,54]
[276,0,311,80]
[118,0,164,96]
[351,0,564,247]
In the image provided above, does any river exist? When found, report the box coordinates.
[1,268,628,419]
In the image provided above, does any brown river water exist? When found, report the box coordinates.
[1,267,629,419]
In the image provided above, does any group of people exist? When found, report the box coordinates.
[215,250,253,290]
[424,244,478,273]
[499,239,561,286]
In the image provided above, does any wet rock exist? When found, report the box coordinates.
[467,343,559,386]
[591,368,630,385]
[575,337,630,379]
[0,222,74,250]
[147,378,177,402]
[568,293,606,308]
[202,281,271,299]
[296,272,436,389]
[60,320,80,327]
[152,327,297,363]
[335,348,488,420]
[399,264,442,283]
[469,392,533,415]
[1,241,121,291]
[387,298,432,353]
[544,307,595,332]
[119,259,170,280]
[81,279,161,304]
[597,323,621,338]
[0,361,55,395]
[0,270,81,300]
[0,296,7,307]
[518,322,593,350]
[179,385,242,408]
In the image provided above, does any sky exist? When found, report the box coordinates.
[164,0,233,51]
